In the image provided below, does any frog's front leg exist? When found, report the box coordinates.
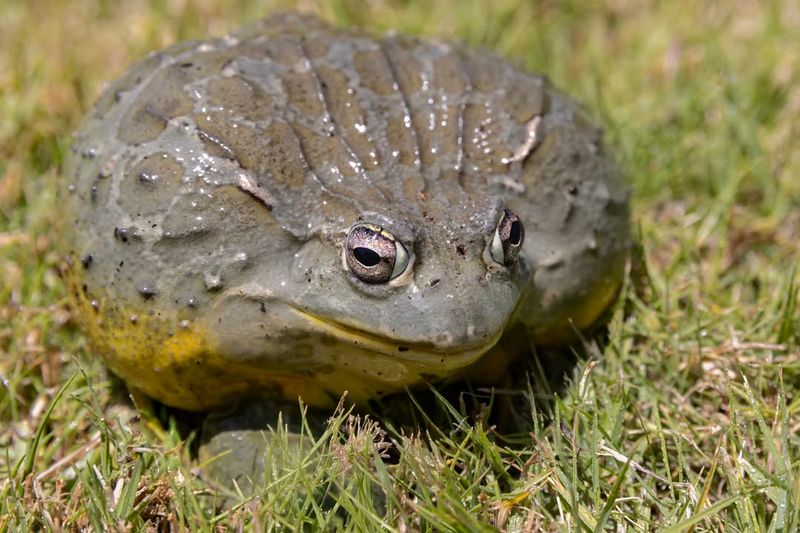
[198,398,329,495]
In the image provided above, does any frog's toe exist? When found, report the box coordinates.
[198,399,328,496]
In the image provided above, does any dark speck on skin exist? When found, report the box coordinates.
[113,227,129,243]
[138,285,158,300]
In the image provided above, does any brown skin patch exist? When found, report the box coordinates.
[117,65,196,144]
[282,69,326,119]
[118,152,184,217]
[314,63,382,171]
[206,76,274,122]
[354,48,397,96]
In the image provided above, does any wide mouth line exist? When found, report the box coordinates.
[287,305,500,365]
[228,284,504,364]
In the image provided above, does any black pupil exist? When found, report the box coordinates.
[353,247,381,267]
[507,220,522,245]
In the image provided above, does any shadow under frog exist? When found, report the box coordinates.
[193,323,613,496]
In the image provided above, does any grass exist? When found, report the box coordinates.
[1,0,799,529]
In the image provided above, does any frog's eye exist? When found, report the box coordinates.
[489,208,525,266]
[345,224,410,284]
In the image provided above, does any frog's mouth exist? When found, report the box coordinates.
[289,306,506,370]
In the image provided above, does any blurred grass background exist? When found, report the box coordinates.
[1,0,799,529]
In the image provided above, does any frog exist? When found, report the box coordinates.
[63,13,630,490]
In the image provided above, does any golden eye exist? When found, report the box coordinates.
[345,224,410,284]
[489,208,524,266]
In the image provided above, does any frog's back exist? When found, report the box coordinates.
[70,14,554,235]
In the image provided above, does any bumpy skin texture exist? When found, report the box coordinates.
[65,14,630,412]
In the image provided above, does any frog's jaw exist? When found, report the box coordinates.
[282,307,508,403]
[195,296,513,410]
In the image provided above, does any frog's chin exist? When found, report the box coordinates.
[291,306,505,369]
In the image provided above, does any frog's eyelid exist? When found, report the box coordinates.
[489,229,505,265]
[489,209,524,266]
[390,240,410,280]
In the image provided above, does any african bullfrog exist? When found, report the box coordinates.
[64,13,630,488]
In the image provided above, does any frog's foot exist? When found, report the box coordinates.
[198,399,329,497]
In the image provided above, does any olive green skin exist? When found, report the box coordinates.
[64,14,630,413]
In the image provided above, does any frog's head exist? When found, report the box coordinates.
[204,193,531,387]
[317,197,528,353]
